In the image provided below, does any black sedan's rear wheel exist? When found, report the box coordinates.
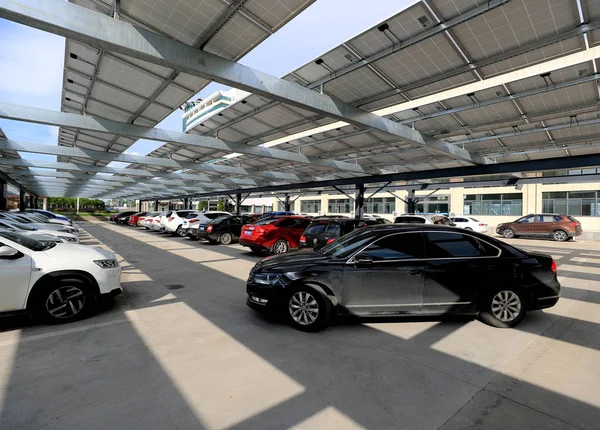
[286,286,330,332]
[479,288,526,328]
[219,232,232,245]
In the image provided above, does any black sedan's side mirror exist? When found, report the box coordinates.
[353,253,373,266]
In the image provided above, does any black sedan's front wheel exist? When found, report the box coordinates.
[286,286,331,332]
[479,288,526,328]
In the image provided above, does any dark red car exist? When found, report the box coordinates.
[128,212,147,226]
[239,216,311,254]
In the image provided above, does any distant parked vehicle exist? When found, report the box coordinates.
[449,216,488,233]
[496,214,582,242]
[200,215,254,245]
[239,216,311,254]
[0,219,79,243]
[182,211,231,239]
[25,209,69,222]
[128,212,147,226]
[300,217,390,250]
[149,212,167,231]
[394,214,456,226]
[113,211,137,224]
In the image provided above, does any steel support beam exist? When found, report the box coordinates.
[154,200,158,211]
[19,189,26,211]
[235,192,241,215]
[0,106,361,179]
[355,183,365,219]
[0,179,7,211]
[0,0,479,165]
[0,157,257,186]
[407,190,416,213]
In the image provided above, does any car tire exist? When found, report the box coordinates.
[502,228,515,239]
[219,232,232,245]
[176,226,186,237]
[479,287,526,328]
[33,278,95,324]
[272,239,289,254]
[286,285,331,332]
[249,246,263,255]
[552,229,568,242]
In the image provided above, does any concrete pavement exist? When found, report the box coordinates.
[0,219,598,429]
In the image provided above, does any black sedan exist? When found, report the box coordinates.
[247,224,560,332]
[201,215,252,245]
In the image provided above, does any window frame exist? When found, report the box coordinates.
[423,231,501,259]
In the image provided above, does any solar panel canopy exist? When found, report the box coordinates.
[4,0,600,199]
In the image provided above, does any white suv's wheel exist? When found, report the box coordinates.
[34,278,94,324]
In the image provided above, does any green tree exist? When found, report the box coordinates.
[198,201,208,211]
[216,199,225,211]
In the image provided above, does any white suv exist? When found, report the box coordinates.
[162,210,194,236]
[0,230,122,323]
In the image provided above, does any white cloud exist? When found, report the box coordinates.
[48,126,59,138]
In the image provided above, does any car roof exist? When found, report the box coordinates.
[365,224,462,233]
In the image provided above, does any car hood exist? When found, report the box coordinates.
[20,231,61,242]
[254,249,329,271]
[43,243,115,260]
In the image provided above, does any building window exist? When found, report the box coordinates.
[240,205,252,213]
[300,200,321,213]
[328,199,351,213]
[364,197,395,214]
[464,193,522,216]
[414,195,449,214]
[542,191,599,216]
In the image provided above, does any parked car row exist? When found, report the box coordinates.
[0,210,122,325]
[110,209,564,332]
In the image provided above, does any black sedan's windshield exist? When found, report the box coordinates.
[0,230,55,251]
[318,228,379,259]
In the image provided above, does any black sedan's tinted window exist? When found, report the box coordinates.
[395,216,425,224]
[363,232,424,261]
[325,223,341,235]
[425,232,497,258]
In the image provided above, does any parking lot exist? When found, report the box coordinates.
[0,218,597,429]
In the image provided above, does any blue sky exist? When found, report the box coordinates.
[0,1,411,167]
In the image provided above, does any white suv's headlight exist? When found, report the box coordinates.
[94,259,119,268]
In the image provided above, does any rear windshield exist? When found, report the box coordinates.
[205,213,225,220]
[567,216,579,223]
[253,217,283,226]
[177,211,192,217]
[468,217,480,222]
[210,216,230,224]
[305,223,328,234]
[395,216,425,224]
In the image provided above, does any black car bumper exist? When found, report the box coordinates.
[196,230,209,240]
[534,295,560,309]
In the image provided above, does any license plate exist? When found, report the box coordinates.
[245,231,252,236]
[183,222,188,227]
[200,226,205,231]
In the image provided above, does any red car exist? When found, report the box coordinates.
[239,216,311,254]
[128,212,147,226]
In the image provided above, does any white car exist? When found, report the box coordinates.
[162,210,194,236]
[16,211,73,227]
[0,230,122,323]
[183,211,231,238]
[149,212,167,231]
[0,219,79,243]
[449,216,489,233]
[0,212,79,236]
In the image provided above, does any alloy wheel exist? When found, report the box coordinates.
[502,229,515,238]
[45,285,86,319]
[553,230,567,241]
[220,233,232,245]
[289,291,319,326]
[491,290,521,322]
[177,227,186,237]
[274,241,288,254]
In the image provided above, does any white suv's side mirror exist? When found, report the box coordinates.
[0,246,22,259]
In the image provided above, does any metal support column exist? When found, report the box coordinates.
[154,200,158,211]
[235,192,241,215]
[0,179,6,211]
[284,195,291,212]
[183,198,189,211]
[137,200,142,212]
[19,189,26,211]
[355,184,365,219]
[42,197,47,210]
[32,195,38,209]
[407,189,416,214]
